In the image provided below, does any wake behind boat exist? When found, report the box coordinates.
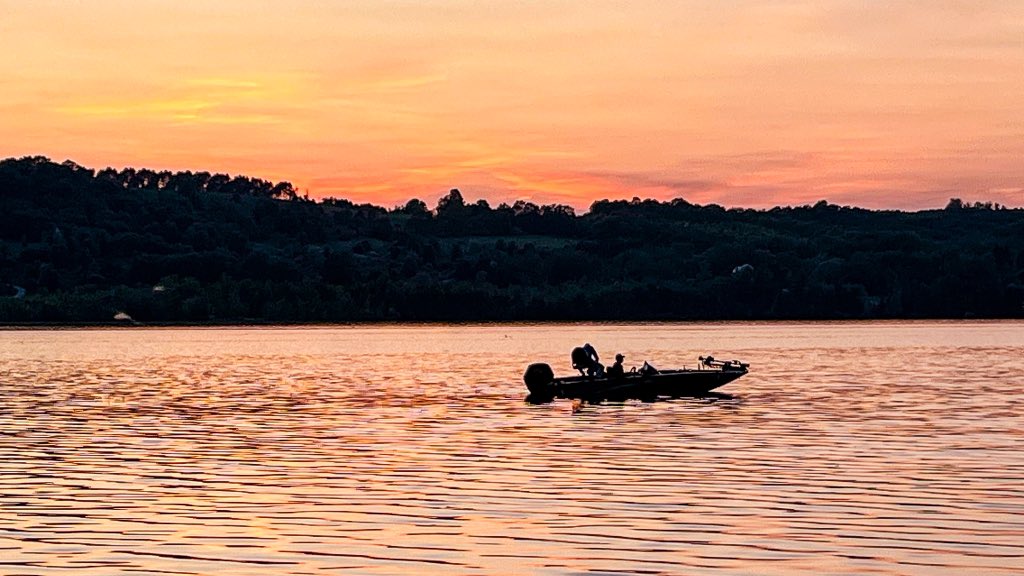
[524,353,748,403]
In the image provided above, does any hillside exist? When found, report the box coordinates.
[2,157,1022,323]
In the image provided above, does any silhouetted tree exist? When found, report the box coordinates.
[436,188,465,214]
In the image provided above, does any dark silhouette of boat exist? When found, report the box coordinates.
[524,356,748,403]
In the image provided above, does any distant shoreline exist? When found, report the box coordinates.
[3,317,1022,330]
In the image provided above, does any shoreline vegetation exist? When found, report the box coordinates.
[4,319,1019,330]
[2,156,1022,323]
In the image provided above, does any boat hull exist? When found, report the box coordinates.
[526,367,746,403]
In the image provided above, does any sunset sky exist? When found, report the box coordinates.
[1,1,1021,210]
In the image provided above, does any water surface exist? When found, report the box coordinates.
[1,322,1022,575]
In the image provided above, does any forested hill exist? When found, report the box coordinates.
[1,156,1022,323]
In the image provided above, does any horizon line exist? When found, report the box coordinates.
[3,154,1021,214]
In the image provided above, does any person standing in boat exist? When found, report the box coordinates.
[607,353,625,378]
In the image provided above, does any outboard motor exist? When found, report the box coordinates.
[523,363,555,395]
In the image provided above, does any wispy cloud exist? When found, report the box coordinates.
[53,75,307,126]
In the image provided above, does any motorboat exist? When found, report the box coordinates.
[524,355,748,403]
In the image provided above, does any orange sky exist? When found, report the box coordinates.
[1,1,1021,210]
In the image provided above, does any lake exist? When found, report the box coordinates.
[1,322,1022,575]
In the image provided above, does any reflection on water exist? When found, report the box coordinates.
[1,322,1022,575]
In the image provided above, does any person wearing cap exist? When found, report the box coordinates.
[607,353,625,378]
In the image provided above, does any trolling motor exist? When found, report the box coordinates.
[699,355,749,371]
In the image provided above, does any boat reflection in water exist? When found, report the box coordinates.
[524,355,749,404]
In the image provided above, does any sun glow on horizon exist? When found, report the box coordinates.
[1,1,1022,210]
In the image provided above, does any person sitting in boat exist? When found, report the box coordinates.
[607,353,625,378]
[571,343,605,376]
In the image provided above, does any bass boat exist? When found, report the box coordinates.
[524,356,748,403]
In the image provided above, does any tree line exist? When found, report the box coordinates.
[1,156,1022,323]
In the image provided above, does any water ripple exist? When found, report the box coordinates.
[1,322,1022,575]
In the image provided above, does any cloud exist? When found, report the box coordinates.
[53,75,307,126]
